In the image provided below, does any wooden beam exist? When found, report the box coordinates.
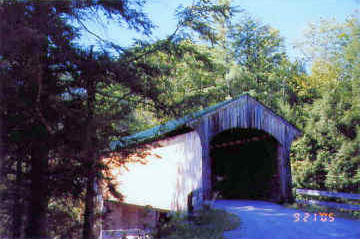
[210,134,271,149]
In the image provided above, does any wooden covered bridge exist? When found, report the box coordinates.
[101,94,301,232]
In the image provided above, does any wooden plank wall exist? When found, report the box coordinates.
[102,202,158,231]
[187,95,301,202]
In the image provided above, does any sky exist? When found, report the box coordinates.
[79,0,360,60]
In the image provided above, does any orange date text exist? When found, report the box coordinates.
[293,212,335,222]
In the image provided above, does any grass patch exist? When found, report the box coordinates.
[154,206,240,239]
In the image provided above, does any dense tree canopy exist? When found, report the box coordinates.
[291,18,360,193]
[0,1,234,239]
[0,1,359,239]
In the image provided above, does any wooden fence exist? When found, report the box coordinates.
[295,188,360,211]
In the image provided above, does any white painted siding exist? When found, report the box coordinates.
[105,131,202,211]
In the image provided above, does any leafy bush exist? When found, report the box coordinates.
[154,207,240,239]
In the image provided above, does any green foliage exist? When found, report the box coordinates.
[0,1,236,239]
[121,39,230,128]
[291,17,360,194]
[229,17,285,72]
[225,16,305,114]
[155,208,240,239]
[174,0,235,45]
[48,198,83,239]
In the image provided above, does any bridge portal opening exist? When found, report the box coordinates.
[210,128,280,201]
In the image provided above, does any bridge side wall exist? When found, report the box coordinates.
[103,130,203,212]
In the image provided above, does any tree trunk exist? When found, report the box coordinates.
[82,79,98,239]
[25,144,49,239]
[82,165,96,239]
[12,159,24,239]
[0,69,4,171]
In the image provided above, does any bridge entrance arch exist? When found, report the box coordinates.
[210,128,281,201]
[186,95,301,203]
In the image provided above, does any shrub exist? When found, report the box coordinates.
[154,207,240,239]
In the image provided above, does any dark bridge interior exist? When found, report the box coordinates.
[210,128,280,201]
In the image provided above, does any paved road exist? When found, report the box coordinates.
[213,200,360,239]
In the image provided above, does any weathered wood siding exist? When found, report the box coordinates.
[186,95,301,202]
[104,131,202,211]
[102,202,158,231]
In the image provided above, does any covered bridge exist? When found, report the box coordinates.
[102,94,301,231]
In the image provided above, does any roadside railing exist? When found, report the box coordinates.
[100,229,152,239]
[295,188,360,211]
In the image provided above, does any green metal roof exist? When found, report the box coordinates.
[110,94,249,150]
